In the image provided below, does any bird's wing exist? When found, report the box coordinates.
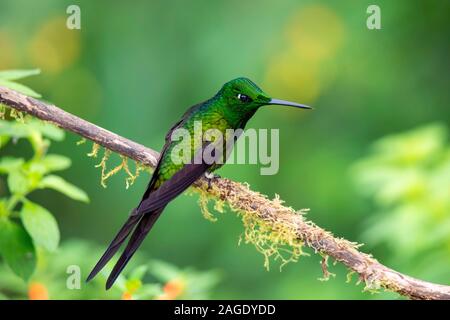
[138,117,186,200]
[105,206,165,289]
[86,119,185,282]
[132,100,206,201]
[85,207,142,283]
[136,154,210,214]
[87,135,216,286]
[104,143,214,289]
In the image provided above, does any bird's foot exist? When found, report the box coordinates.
[204,172,219,191]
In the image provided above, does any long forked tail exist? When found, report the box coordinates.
[87,147,212,288]
[105,208,165,289]
[86,209,142,282]
[86,207,164,286]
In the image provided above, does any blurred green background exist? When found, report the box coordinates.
[0,0,449,299]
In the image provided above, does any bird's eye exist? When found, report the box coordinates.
[237,93,252,103]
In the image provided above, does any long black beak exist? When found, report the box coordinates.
[268,98,312,109]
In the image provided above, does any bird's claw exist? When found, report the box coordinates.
[204,172,219,191]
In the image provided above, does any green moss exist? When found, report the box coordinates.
[238,208,305,271]
[193,186,306,271]
[85,143,150,188]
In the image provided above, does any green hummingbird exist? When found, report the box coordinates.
[87,77,311,289]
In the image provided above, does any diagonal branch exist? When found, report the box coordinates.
[1,86,449,300]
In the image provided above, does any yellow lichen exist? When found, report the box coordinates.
[121,156,144,189]
[0,105,32,123]
[83,141,150,188]
[213,198,225,213]
[192,180,307,271]
[134,161,152,178]
[95,148,112,188]
[362,283,381,294]
[9,108,25,123]
[91,147,146,188]
[76,138,87,145]
[0,104,6,119]
[197,191,218,222]
[87,143,100,158]
[346,270,355,283]
[238,209,305,271]
[346,265,385,293]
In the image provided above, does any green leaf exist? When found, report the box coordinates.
[0,199,8,218]
[135,284,162,300]
[0,218,37,281]
[0,135,10,149]
[41,154,71,172]
[148,260,181,282]
[28,120,65,141]
[0,157,25,174]
[39,175,89,203]
[27,161,47,176]
[129,265,148,281]
[7,170,30,195]
[0,69,41,81]
[0,79,41,98]
[20,201,59,252]
[0,121,30,138]
[0,119,64,142]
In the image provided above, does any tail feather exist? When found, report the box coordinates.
[105,208,165,289]
[86,209,141,282]
[87,143,211,288]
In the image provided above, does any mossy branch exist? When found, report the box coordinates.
[1,85,450,300]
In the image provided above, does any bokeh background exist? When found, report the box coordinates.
[0,0,449,299]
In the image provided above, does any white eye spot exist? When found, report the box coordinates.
[237,93,251,103]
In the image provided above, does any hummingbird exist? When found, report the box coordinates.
[87,77,311,289]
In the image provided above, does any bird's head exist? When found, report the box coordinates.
[217,77,312,115]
